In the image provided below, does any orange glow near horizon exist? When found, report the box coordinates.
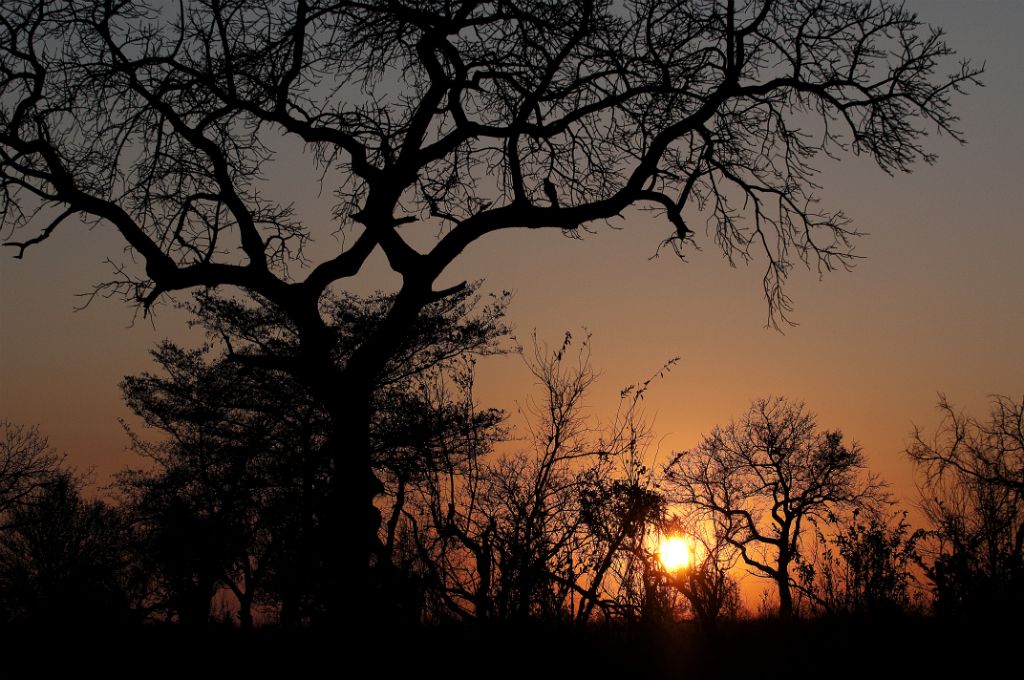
[659,535,693,572]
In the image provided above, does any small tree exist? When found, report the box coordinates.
[0,421,65,521]
[664,396,886,617]
[409,332,600,622]
[400,332,674,624]
[908,394,1024,616]
[660,513,743,635]
[800,510,922,618]
[0,471,135,625]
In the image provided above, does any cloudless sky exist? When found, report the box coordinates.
[1,0,1021,526]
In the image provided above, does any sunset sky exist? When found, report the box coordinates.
[1,0,1021,530]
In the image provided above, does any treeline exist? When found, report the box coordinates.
[1,290,1021,629]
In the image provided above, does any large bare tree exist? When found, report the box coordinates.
[0,0,978,616]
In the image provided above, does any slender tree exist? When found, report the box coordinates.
[1,0,979,615]
[401,332,673,625]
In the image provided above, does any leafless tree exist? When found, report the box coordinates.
[1,0,979,615]
[405,332,599,621]
[664,396,887,617]
[0,421,65,524]
[908,395,1023,498]
[401,332,673,624]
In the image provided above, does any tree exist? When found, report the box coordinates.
[399,332,673,624]
[119,284,507,625]
[660,513,742,636]
[406,332,603,622]
[0,0,979,614]
[799,510,922,618]
[663,396,886,617]
[0,421,65,522]
[907,394,1024,616]
[0,471,137,625]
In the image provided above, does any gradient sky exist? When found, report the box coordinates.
[1,0,1021,522]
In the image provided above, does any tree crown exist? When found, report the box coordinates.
[1,0,980,324]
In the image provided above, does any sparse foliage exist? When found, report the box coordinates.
[397,332,674,625]
[661,514,743,635]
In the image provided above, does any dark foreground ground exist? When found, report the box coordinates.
[1,617,1017,678]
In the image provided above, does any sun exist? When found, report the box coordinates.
[659,535,692,572]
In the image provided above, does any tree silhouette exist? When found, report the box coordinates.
[406,333,602,622]
[908,395,1024,617]
[0,0,979,614]
[397,332,674,624]
[1,421,65,521]
[799,510,922,618]
[118,348,299,629]
[664,396,887,617]
[118,284,507,624]
[660,513,742,636]
[0,471,136,625]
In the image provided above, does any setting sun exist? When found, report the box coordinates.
[659,535,693,572]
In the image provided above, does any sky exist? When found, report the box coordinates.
[1,0,1021,524]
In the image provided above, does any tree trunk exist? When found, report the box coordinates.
[238,593,253,630]
[777,556,794,619]
[299,282,428,623]
[778,576,793,618]
[777,528,794,619]
[323,388,382,624]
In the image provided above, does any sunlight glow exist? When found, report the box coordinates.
[659,535,693,572]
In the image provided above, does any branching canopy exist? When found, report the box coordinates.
[1,0,980,325]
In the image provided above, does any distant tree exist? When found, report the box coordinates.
[0,421,65,522]
[576,471,665,626]
[661,514,742,636]
[1,0,980,614]
[800,510,922,618]
[573,360,674,627]
[0,424,138,624]
[907,395,1024,617]
[664,397,887,617]
[0,471,136,625]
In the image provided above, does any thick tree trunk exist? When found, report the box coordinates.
[323,393,378,622]
[298,281,429,623]
[695,605,718,639]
